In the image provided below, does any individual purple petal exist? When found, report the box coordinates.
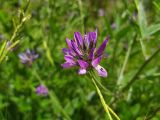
[33,54,39,60]
[66,38,72,49]
[74,32,83,47]
[88,30,97,50]
[26,49,31,54]
[36,85,48,96]
[19,54,27,61]
[78,68,87,75]
[66,39,78,57]
[61,62,76,69]
[95,65,107,77]
[71,40,82,56]
[91,56,102,67]
[77,60,89,69]
[64,55,75,64]
[19,54,28,64]
[63,48,76,57]
[94,29,98,44]
[95,36,109,57]
[83,34,90,50]
[62,48,69,54]
[89,48,95,60]
[88,30,97,45]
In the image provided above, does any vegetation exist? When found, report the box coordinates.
[0,0,160,119]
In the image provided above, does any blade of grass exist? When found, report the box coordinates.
[146,24,160,37]
[139,38,149,60]
[122,47,160,91]
[135,0,147,38]
[43,41,54,67]
[153,1,160,11]
[77,0,84,33]
[110,47,160,105]
[117,34,136,86]
[135,0,148,59]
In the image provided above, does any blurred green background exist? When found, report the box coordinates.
[0,0,160,120]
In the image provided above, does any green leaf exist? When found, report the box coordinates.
[135,0,147,38]
[131,103,140,116]
[145,24,160,37]
[153,1,160,11]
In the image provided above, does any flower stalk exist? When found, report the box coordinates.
[0,11,31,65]
[89,71,120,120]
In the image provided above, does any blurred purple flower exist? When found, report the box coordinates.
[61,30,109,77]
[36,85,48,96]
[18,49,39,66]
[98,8,105,17]
[111,23,116,30]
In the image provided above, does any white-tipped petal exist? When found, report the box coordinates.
[95,65,107,77]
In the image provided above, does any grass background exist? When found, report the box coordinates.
[0,0,160,119]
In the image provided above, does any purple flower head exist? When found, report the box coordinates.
[61,30,109,77]
[36,85,48,96]
[18,49,39,66]
[98,8,105,17]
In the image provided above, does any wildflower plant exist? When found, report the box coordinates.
[0,9,31,64]
[62,30,120,120]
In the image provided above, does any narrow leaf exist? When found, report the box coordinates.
[146,24,160,37]
[135,0,147,38]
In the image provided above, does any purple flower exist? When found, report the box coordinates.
[111,23,116,30]
[98,8,105,17]
[61,30,109,77]
[18,49,39,66]
[36,85,48,96]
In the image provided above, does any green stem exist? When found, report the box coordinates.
[91,77,112,120]
[89,72,120,120]
[0,41,7,64]
[90,70,112,95]
[0,11,30,64]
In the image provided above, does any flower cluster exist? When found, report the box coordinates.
[18,49,39,66]
[36,85,48,96]
[61,30,109,77]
